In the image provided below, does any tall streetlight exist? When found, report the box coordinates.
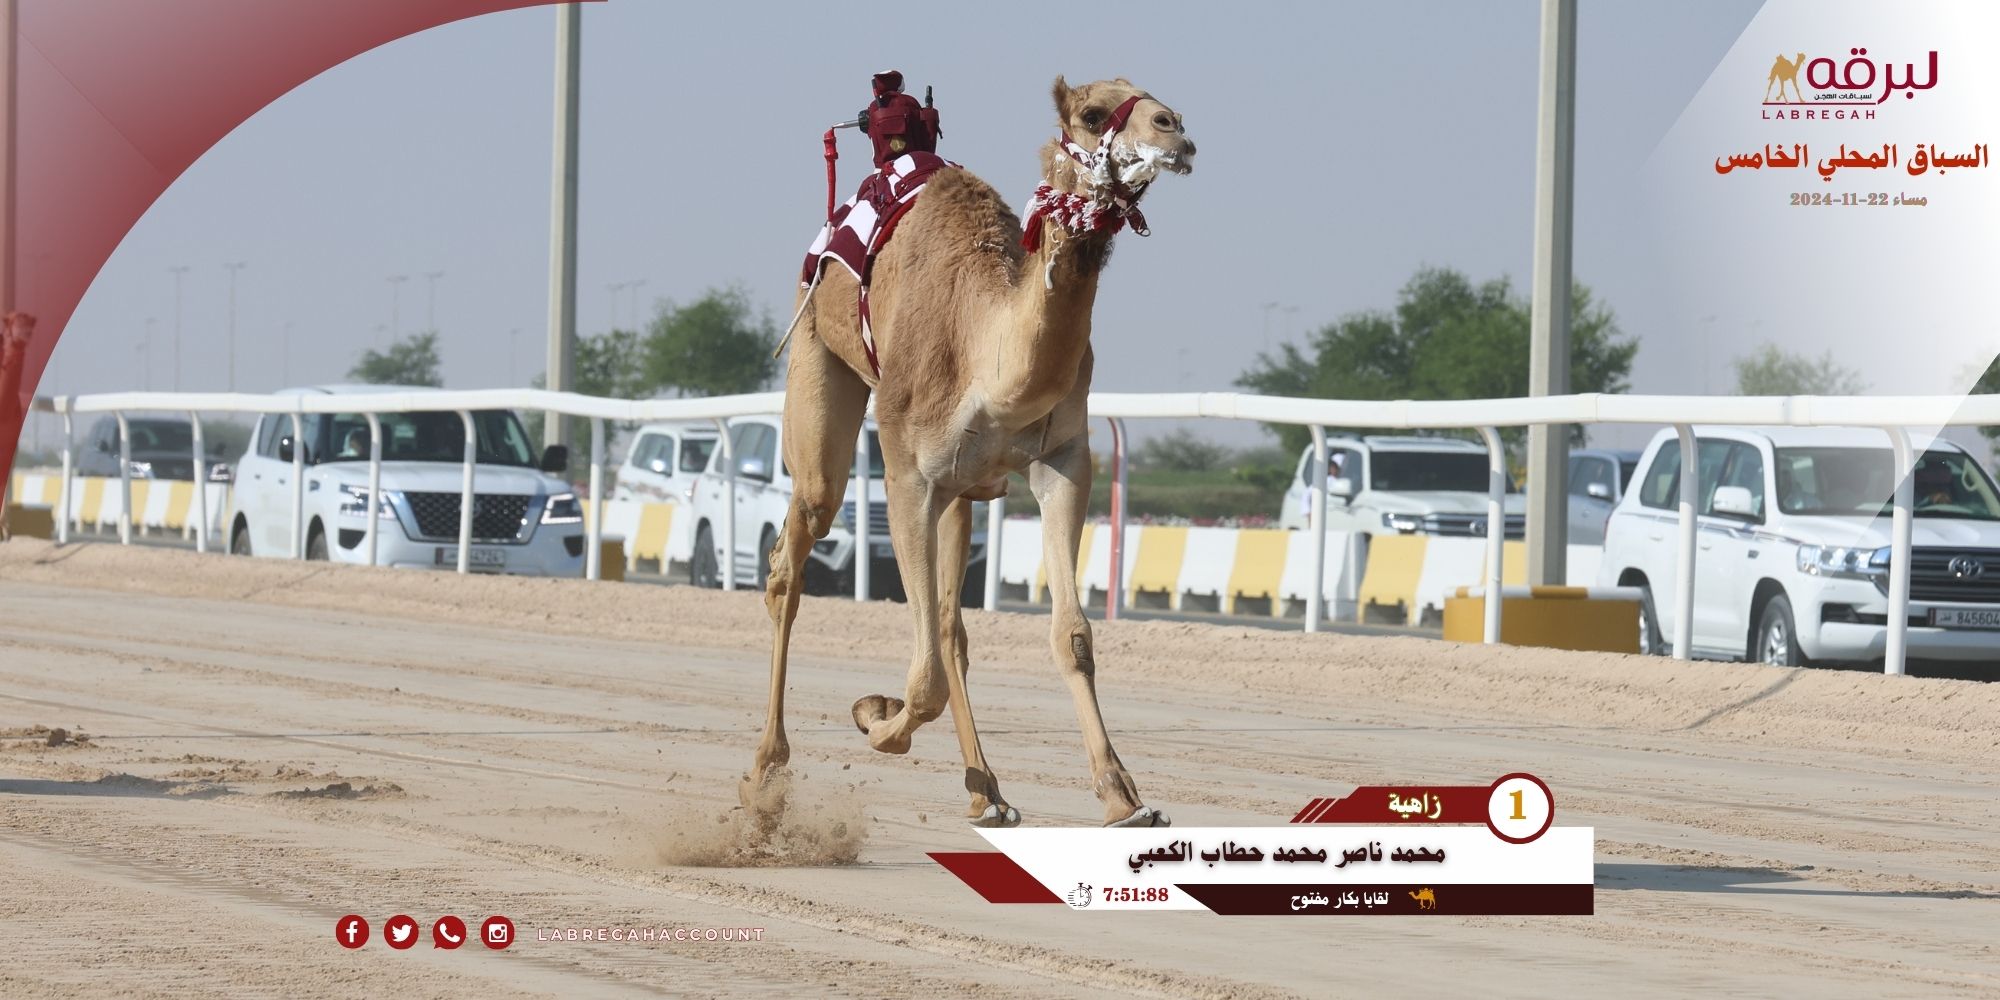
[544,3,582,450]
[628,278,648,330]
[423,270,444,330]
[1525,0,1577,587]
[223,261,246,391]
[386,274,408,341]
[605,280,632,331]
[142,317,157,390]
[168,264,190,390]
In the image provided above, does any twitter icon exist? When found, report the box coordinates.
[384,914,420,950]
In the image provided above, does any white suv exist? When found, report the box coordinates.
[613,422,717,504]
[687,415,985,601]
[1598,426,2000,666]
[1280,435,1525,538]
[228,386,586,577]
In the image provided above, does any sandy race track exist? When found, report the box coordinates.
[0,538,1996,998]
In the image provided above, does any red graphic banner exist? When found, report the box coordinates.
[0,1,596,493]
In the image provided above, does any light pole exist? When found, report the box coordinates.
[168,264,190,390]
[628,279,648,330]
[223,261,246,390]
[141,318,156,390]
[545,2,582,450]
[1525,0,1577,588]
[386,274,408,341]
[606,280,629,331]
[423,270,444,330]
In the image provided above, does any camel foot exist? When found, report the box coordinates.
[969,802,1022,828]
[851,695,912,755]
[1105,806,1171,829]
[737,766,791,835]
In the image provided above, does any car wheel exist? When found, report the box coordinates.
[230,521,252,556]
[306,526,329,561]
[691,524,718,589]
[1637,584,1665,656]
[1756,594,1807,667]
[756,527,777,591]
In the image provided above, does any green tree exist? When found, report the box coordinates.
[525,327,650,450]
[1732,343,1868,395]
[1138,427,1230,472]
[643,286,779,397]
[1234,267,1636,455]
[348,331,442,387]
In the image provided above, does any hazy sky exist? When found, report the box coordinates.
[36,0,1767,450]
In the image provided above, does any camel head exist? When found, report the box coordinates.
[1043,76,1195,197]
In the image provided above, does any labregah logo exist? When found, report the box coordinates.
[1763,48,1937,107]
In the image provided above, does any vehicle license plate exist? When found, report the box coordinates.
[1930,607,2000,630]
[436,546,507,570]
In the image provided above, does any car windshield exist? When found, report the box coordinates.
[680,436,716,472]
[1775,447,2000,520]
[1619,461,1639,490]
[128,420,193,451]
[316,410,538,467]
[1370,451,1489,492]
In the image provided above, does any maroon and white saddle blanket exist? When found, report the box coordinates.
[799,151,957,375]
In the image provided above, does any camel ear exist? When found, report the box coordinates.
[1051,75,1073,120]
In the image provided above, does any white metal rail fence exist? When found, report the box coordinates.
[35,389,2000,676]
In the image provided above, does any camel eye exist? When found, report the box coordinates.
[1081,108,1105,130]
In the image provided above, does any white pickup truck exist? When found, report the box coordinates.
[1280,435,1525,538]
[685,415,986,602]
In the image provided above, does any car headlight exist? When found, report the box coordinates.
[125,460,153,478]
[1381,511,1423,533]
[1797,543,1889,578]
[338,484,396,519]
[541,492,584,525]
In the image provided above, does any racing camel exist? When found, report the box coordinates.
[746,77,1194,828]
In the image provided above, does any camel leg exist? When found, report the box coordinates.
[851,455,953,759]
[1031,433,1168,828]
[743,324,869,815]
[933,495,1018,826]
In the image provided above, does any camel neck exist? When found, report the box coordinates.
[986,225,1108,423]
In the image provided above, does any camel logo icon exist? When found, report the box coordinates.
[1409,887,1438,911]
[1765,52,1806,103]
[1065,882,1093,908]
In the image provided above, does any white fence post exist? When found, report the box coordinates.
[1479,426,1506,644]
[455,409,476,575]
[288,409,305,559]
[854,426,870,602]
[1671,423,1698,660]
[1885,427,1914,676]
[364,412,382,567]
[587,416,604,581]
[188,412,208,552]
[715,417,736,592]
[983,493,1004,612]
[57,401,72,544]
[1305,425,1327,633]
[114,411,133,544]
[1107,417,1128,620]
